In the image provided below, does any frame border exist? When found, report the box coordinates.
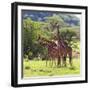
[11,2,88,87]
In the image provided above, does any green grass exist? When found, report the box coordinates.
[23,58,80,78]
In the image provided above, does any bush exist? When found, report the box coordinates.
[28,51,33,60]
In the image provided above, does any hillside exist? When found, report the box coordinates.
[22,10,80,26]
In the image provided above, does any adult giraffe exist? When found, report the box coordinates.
[55,24,72,67]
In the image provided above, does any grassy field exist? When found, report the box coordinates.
[23,58,80,78]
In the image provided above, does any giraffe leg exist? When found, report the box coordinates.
[57,56,61,67]
[69,56,72,67]
[63,56,66,67]
[69,50,72,67]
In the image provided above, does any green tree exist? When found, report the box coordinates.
[45,14,66,31]
[60,27,77,45]
[23,18,48,59]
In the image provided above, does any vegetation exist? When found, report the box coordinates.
[23,15,79,59]
[23,58,80,77]
[22,12,80,77]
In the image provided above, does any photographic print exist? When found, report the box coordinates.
[22,10,81,78]
[11,2,88,87]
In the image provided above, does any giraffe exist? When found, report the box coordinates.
[59,38,72,67]
[38,36,58,67]
[55,24,72,67]
[38,35,72,67]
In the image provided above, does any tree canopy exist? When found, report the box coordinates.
[23,15,80,60]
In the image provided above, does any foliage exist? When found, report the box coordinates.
[60,27,77,45]
[45,14,66,31]
[23,15,80,60]
[23,18,49,59]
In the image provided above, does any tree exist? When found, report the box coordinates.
[23,18,48,59]
[45,14,66,31]
[60,27,77,45]
[23,15,79,61]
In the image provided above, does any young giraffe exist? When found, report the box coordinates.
[38,36,58,67]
